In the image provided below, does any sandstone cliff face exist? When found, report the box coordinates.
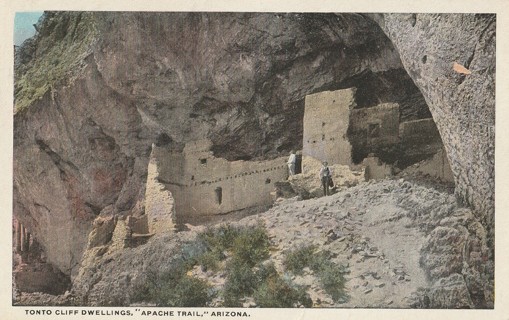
[370,13,495,238]
[15,12,427,277]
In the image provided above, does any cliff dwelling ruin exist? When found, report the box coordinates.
[303,87,451,181]
[145,83,451,229]
[11,11,495,310]
[147,139,288,227]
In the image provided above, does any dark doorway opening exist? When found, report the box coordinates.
[215,187,222,205]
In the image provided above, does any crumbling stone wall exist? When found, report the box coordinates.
[144,147,177,233]
[363,156,394,180]
[350,103,400,145]
[403,148,454,183]
[398,118,445,167]
[349,103,400,163]
[303,88,443,169]
[399,118,441,146]
[153,140,288,223]
[303,88,356,165]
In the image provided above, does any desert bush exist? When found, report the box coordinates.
[133,266,211,307]
[197,224,271,306]
[313,259,347,302]
[180,239,208,267]
[195,224,240,271]
[196,251,221,272]
[284,246,348,303]
[198,224,240,253]
[223,258,259,307]
[254,277,312,308]
[230,225,271,267]
[224,260,312,308]
[283,245,316,275]
[137,223,312,308]
[195,224,270,272]
[253,268,312,308]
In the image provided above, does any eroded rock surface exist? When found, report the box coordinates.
[370,13,495,237]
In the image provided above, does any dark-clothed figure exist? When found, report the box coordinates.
[319,161,332,196]
[295,151,303,174]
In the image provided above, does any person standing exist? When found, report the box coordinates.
[319,161,332,196]
[295,151,302,174]
[287,150,296,176]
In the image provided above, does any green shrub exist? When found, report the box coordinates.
[164,275,211,307]
[223,258,259,307]
[193,224,273,306]
[14,13,100,113]
[253,273,312,308]
[283,245,316,275]
[138,223,316,308]
[253,261,279,283]
[195,224,240,271]
[231,226,271,267]
[196,251,221,272]
[180,240,208,267]
[195,224,270,272]
[314,260,347,302]
[224,260,312,308]
[198,224,240,252]
[133,266,211,307]
[131,243,210,307]
[284,246,348,303]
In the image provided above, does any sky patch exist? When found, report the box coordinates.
[14,12,44,46]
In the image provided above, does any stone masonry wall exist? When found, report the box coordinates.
[303,88,405,166]
[144,146,177,233]
[349,103,400,163]
[303,88,356,165]
[350,103,400,147]
[154,140,288,223]
[399,118,442,147]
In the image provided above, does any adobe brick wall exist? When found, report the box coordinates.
[152,141,288,223]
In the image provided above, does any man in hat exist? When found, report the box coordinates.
[319,161,332,196]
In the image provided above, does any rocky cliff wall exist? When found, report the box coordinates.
[13,60,150,276]
[369,13,495,238]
